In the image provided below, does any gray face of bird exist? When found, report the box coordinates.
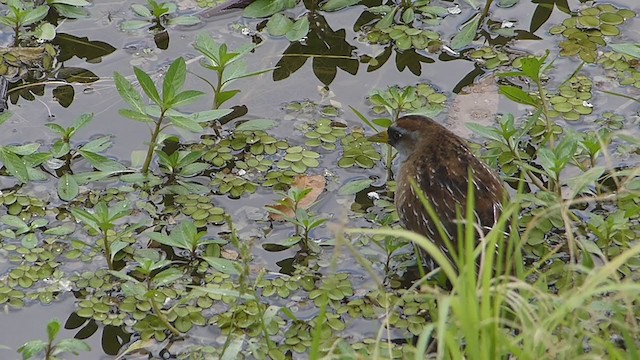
[387,125,420,165]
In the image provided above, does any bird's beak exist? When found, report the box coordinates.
[367,131,389,144]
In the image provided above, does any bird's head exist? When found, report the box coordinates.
[367,115,441,161]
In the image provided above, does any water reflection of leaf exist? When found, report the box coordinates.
[56,67,99,83]
[53,85,74,108]
[530,0,570,34]
[395,49,435,76]
[273,13,358,85]
[52,33,117,63]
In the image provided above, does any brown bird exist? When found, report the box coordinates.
[368,115,507,269]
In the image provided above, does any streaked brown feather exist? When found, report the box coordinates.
[390,115,506,263]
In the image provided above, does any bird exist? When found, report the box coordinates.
[368,115,508,270]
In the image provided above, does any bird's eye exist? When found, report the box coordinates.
[388,127,403,143]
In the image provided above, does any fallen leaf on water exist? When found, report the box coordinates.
[221,249,239,260]
[268,175,326,221]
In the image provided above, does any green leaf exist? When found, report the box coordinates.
[170,116,203,132]
[52,339,91,355]
[375,7,396,29]
[162,57,186,105]
[186,109,233,123]
[34,22,55,41]
[1,215,28,229]
[190,285,255,300]
[499,85,539,106]
[519,57,544,82]
[216,90,241,107]
[58,173,79,201]
[114,72,145,112]
[73,171,120,185]
[119,109,153,123]
[153,268,184,287]
[44,224,76,236]
[80,136,112,153]
[537,147,556,176]
[148,231,180,248]
[0,148,29,183]
[263,236,303,251]
[52,3,89,18]
[0,111,11,126]
[338,178,374,195]
[221,334,245,360]
[71,113,93,135]
[566,166,605,198]
[46,319,61,343]
[497,0,519,7]
[120,20,150,30]
[78,150,127,172]
[235,119,278,131]
[52,0,91,6]
[610,43,640,59]
[466,122,502,141]
[6,143,40,155]
[22,5,49,26]
[244,0,288,18]
[169,90,205,108]
[451,13,480,50]
[267,13,293,36]
[133,66,161,106]
[461,0,481,8]
[69,208,100,232]
[22,233,38,248]
[17,340,47,359]
[201,256,241,275]
[131,4,152,17]
[286,17,310,41]
[322,0,361,11]
[168,15,200,26]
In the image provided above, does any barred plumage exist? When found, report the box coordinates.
[369,115,508,268]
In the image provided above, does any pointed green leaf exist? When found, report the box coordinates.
[321,0,361,11]
[78,150,127,172]
[58,173,79,201]
[119,109,153,123]
[286,17,309,41]
[168,90,205,108]
[0,148,29,183]
[499,85,539,106]
[451,13,480,50]
[114,72,145,112]
[162,57,186,105]
[46,319,61,343]
[133,66,161,106]
[170,116,203,132]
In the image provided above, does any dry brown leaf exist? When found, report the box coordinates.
[268,175,326,221]
[221,249,239,260]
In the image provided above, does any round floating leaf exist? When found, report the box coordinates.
[553,102,573,113]
[599,12,624,25]
[577,15,600,28]
[599,24,619,36]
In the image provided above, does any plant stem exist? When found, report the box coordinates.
[150,298,181,336]
[480,0,495,22]
[535,79,555,148]
[213,69,224,110]
[142,111,166,174]
[101,230,113,270]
